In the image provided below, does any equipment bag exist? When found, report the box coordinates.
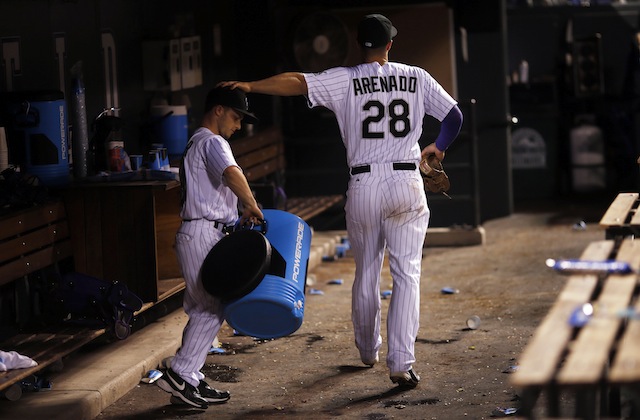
[55,272,143,340]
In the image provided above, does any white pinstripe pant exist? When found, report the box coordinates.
[345,164,429,373]
[172,219,226,387]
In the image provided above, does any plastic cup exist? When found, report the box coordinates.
[148,150,161,170]
[130,154,143,171]
[466,315,481,330]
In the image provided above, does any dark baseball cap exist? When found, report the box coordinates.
[205,86,258,124]
[357,14,397,49]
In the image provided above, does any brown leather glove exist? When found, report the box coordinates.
[419,153,451,197]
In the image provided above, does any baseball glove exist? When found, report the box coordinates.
[419,154,451,197]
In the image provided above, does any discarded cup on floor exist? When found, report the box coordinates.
[140,369,162,384]
[441,287,459,294]
[466,315,481,330]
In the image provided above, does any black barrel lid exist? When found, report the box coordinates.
[201,230,272,302]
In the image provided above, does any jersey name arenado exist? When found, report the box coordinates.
[304,62,457,167]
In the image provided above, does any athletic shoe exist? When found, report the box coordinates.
[197,380,230,404]
[390,368,420,388]
[362,354,379,367]
[156,368,208,409]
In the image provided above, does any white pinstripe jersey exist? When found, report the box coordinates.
[304,62,457,167]
[179,127,240,224]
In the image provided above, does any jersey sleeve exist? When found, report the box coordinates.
[203,137,239,184]
[421,68,458,122]
[303,67,351,111]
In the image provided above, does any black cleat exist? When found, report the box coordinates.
[390,368,420,388]
[156,368,208,409]
[197,380,230,404]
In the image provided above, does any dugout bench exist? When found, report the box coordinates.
[230,126,344,222]
[600,192,640,240]
[0,201,106,399]
[511,193,640,419]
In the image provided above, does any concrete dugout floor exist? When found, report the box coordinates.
[1,194,629,419]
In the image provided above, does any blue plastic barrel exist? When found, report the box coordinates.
[150,105,188,159]
[8,91,70,186]
[223,209,312,339]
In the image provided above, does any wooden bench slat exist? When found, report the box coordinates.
[0,201,67,238]
[0,239,73,287]
[599,192,638,227]
[631,206,640,226]
[510,277,599,387]
[244,156,285,182]
[556,276,636,384]
[510,240,614,387]
[610,292,640,383]
[235,143,281,170]
[230,126,342,221]
[556,238,640,384]
[0,221,70,262]
[0,327,106,393]
[286,195,344,221]
[230,127,282,156]
[608,238,640,384]
[0,199,107,396]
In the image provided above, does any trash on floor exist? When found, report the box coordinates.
[140,369,162,384]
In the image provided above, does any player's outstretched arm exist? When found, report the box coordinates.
[218,73,308,97]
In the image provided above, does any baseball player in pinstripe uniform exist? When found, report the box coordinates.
[220,13,462,388]
[155,86,263,408]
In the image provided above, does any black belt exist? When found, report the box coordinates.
[183,219,231,234]
[350,162,416,175]
[213,221,230,233]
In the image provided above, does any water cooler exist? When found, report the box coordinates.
[201,209,312,339]
[225,209,312,339]
[1,90,70,186]
[150,105,188,160]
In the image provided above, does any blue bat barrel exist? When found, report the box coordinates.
[223,209,312,339]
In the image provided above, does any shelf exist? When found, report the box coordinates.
[62,180,184,304]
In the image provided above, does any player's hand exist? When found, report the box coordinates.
[239,203,263,226]
[216,81,251,93]
[422,142,445,161]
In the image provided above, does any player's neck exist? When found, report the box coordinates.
[364,56,388,66]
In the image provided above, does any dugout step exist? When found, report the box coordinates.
[424,226,486,247]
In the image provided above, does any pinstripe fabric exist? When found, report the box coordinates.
[304,62,456,167]
[180,127,240,224]
[304,60,455,373]
[171,127,240,388]
[346,165,428,372]
[172,219,225,387]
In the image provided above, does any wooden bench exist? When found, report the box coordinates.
[600,192,640,240]
[0,201,105,398]
[230,126,344,222]
[511,238,640,419]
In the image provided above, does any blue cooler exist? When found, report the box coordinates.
[224,209,312,339]
[150,105,188,159]
[3,91,70,186]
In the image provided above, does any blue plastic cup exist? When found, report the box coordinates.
[148,150,161,170]
[130,154,143,171]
